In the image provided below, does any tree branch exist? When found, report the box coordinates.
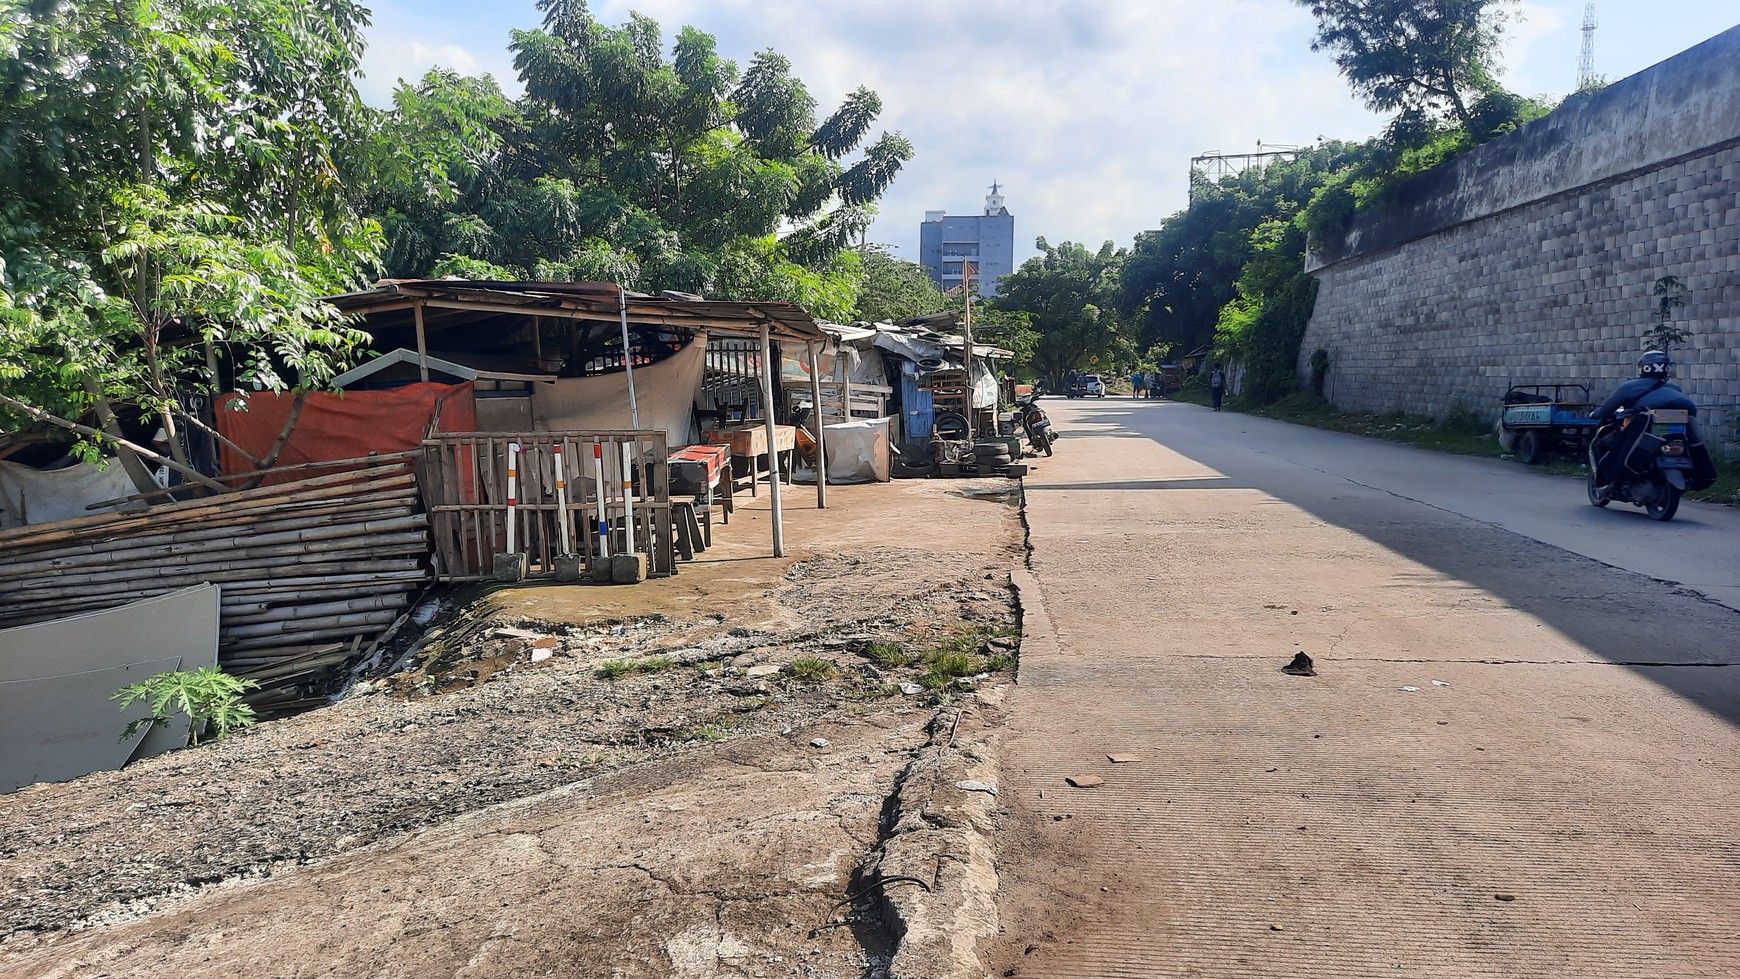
[238,389,309,489]
[0,392,231,494]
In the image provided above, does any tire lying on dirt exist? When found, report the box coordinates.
[892,458,938,479]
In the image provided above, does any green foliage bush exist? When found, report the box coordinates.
[113,668,260,747]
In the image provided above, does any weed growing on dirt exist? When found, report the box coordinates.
[864,641,916,666]
[784,656,837,681]
[731,695,773,712]
[918,651,983,689]
[596,656,680,681]
[113,667,260,746]
[984,653,1016,673]
[674,723,727,742]
[848,683,902,700]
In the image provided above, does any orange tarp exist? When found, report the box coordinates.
[215,383,477,480]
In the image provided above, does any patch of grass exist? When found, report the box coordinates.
[595,655,679,681]
[1689,466,1740,505]
[783,656,837,681]
[730,695,773,713]
[848,683,903,701]
[984,653,1017,673]
[864,641,916,667]
[674,723,727,742]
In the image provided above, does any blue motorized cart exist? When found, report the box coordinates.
[1499,383,1601,465]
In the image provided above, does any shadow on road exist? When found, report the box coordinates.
[1044,399,1740,727]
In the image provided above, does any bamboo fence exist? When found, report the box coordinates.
[0,458,433,706]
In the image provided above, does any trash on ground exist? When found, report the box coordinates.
[1107,754,1142,764]
[1399,685,1421,692]
[1282,652,1316,676]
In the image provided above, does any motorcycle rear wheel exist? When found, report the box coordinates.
[1042,433,1055,457]
[1646,487,1681,522]
[1586,472,1610,507]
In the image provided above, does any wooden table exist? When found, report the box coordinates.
[702,425,795,497]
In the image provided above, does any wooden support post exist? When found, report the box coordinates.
[759,324,785,557]
[808,340,827,509]
[413,301,431,382]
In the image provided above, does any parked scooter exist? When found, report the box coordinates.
[1587,406,1697,521]
[1015,391,1056,457]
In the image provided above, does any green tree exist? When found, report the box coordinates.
[1295,0,1516,128]
[0,0,381,489]
[994,239,1131,391]
[1124,143,1364,361]
[852,246,948,322]
[362,3,912,322]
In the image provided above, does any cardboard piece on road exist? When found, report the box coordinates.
[0,585,220,793]
[1107,754,1142,764]
[1066,775,1105,788]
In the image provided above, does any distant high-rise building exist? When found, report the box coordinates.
[919,183,1015,297]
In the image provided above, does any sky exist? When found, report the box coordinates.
[357,1,1740,266]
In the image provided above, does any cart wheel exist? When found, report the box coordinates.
[1517,429,1546,465]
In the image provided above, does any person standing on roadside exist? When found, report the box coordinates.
[1209,364,1226,411]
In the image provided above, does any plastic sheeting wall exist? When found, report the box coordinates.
[534,333,709,448]
[0,460,141,529]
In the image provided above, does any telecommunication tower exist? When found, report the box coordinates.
[1577,3,1599,90]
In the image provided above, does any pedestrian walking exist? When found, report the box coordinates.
[1131,371,1145,398]
[1209,364,1226,411]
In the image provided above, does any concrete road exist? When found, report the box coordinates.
[993,398,1740,978]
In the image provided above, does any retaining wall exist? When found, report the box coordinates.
[1300,24,1740,448]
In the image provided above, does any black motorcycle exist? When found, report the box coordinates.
[1587,407,1698,521]
[1015,391,1056,457]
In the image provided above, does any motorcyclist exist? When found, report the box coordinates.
[1590,351,1696,493]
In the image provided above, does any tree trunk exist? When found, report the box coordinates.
[80,378,158,495]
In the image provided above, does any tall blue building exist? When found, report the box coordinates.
[919,183,1015,297]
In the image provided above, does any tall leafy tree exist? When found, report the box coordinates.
[993,239,1131,391]
[852,246,948,323]
[0,0,381,487]
[1295,0,1516,127]
[366,2,913,321]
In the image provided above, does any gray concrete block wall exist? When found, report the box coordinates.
[1301,142,1740,452]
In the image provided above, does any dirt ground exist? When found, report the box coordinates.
[0,477,1025,978]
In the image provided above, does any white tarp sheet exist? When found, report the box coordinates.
[821,417,892,484]
[533,332,708,447]
[0,459,142,529]
[0,584,220,793]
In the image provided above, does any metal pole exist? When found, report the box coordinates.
[618,285,640,429]
[808,340,827,509]
[760,323,785,557]
[963,266,975,439]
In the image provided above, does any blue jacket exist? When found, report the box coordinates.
[1592,378,1696,420]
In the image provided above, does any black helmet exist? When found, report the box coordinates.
[1638,350,1673,378]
